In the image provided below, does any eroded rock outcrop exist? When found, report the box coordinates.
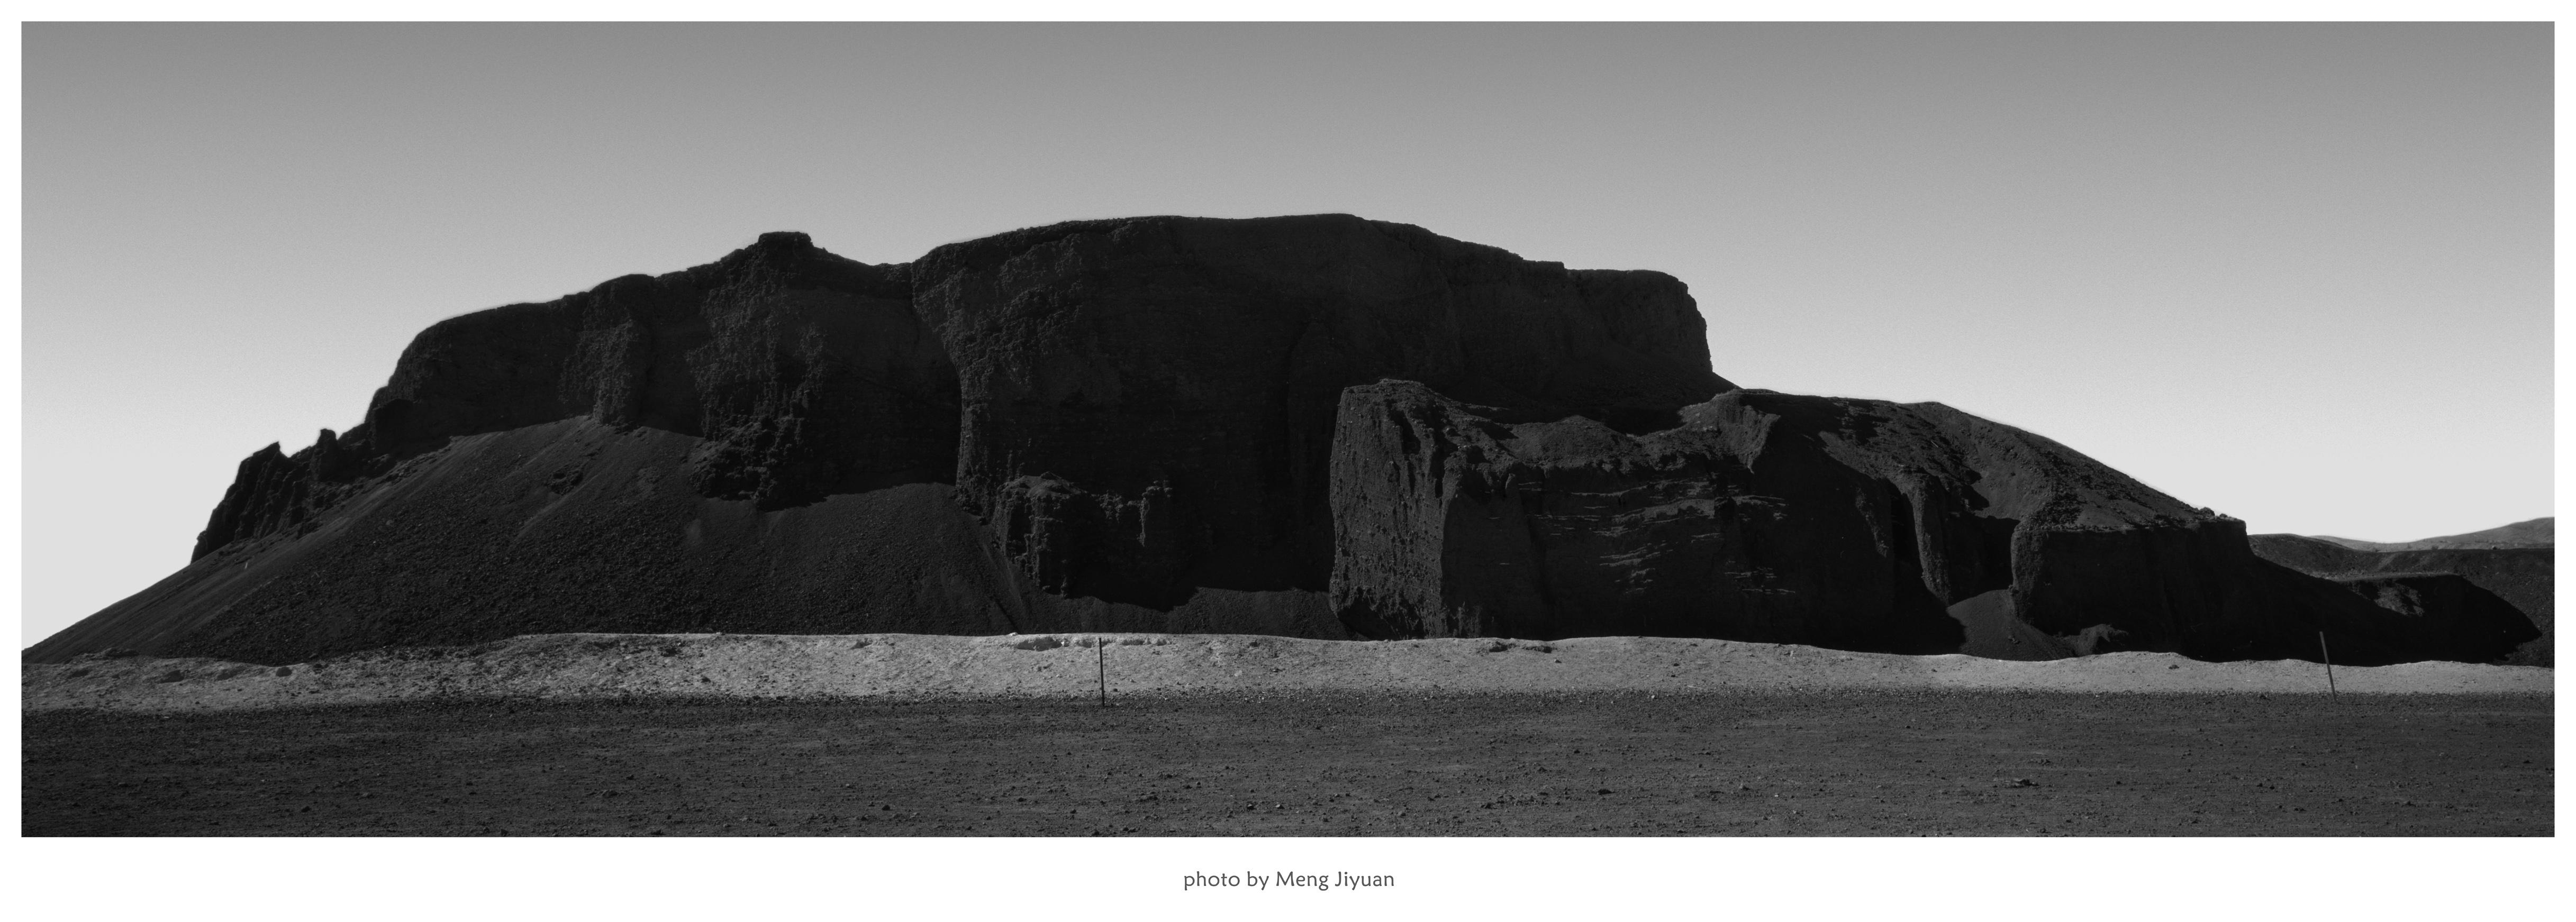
[193,229,957,563]
[2252,532,2552,667]
[909,215,1727,606]
[1327,382,2536,664]
[24,216,2536,667]
[2322,572,2539,663]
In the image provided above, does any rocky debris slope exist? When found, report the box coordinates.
[22,633,2551,714]
[2252,531,2553,667]
[194,231,956,559]
[25,216,2539,667]
[41,419,1349,668]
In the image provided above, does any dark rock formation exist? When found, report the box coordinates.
[2319,572,2541,664]
[1328,383,1971,652]
[191,428,364,560]
[22,216,2538,668]
[1326,382,2534,664]
[910,215,1727,607]
[192,228,956,565]
[44,418,1345,668]
[2252,532,2553,667]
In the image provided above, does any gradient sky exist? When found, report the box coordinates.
[21,23,2552,646]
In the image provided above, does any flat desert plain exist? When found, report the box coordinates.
[21,634,2553,836]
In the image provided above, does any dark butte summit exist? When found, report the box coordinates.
[26,216,2538,667]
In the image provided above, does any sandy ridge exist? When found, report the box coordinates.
[21,633,2553,713]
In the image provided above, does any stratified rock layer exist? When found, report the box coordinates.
[25,216,2537,667]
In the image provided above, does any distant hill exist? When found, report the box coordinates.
[2314,517,2553,552]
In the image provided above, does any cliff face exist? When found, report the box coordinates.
[1326,383,2533,663]
[1328,383,1969,651]
[25,216,2535,667]
[909,215,1726,607]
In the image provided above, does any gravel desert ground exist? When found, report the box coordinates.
[22,633,2551,836]
[23,691,2550,836]
[21,633,2553,714]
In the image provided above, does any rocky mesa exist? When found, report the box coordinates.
[24,215,2538,668]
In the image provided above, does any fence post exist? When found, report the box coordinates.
[2318,631,2337,699]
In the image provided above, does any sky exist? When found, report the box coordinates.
[20,23,2552,646]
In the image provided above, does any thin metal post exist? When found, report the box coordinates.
[2318,631,2337,699]
[1096,637,1108,707]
